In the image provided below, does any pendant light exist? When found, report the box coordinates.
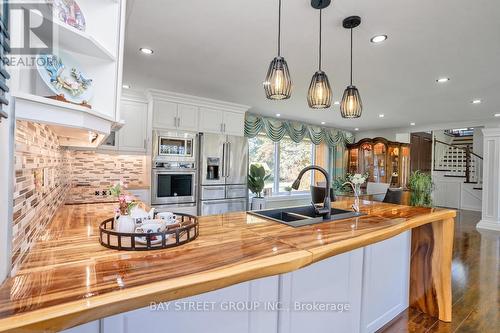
[264,0,292,100]
[340,16,363,118]
[307,0,332,109]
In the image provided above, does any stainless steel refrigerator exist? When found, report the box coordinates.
[198,133,248,215]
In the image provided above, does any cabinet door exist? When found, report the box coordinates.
[223,111,245,136]
[153,100,178,129]
[360,231,410,333]
[118,100,148,152]
[199,107,223,134]
[177,104,199,131]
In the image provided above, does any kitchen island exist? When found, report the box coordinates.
[0,199,455,333]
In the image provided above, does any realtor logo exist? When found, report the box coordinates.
[9,1,53,55]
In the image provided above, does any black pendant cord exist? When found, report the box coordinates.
[318,9,322,71]
[350,28,353,86]
[277,0,281,56]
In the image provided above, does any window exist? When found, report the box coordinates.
[248,135,275,190]
[248,135,316,195]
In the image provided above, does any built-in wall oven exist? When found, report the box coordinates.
[151,162,197,205]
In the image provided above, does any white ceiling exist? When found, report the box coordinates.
[122,0,500,131]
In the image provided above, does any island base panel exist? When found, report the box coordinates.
[410,218,454,322]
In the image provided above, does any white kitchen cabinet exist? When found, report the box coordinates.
[199,107,224,134]
[148,89,249,135]
[360,231,411,333]
[60,320,100,333]
[199,108,245,136]
[102,276,280,333]
[153,101,200,131]
[153,100,178,129]
[223,111,245,136]
[118,99,148,152]
[177,104,199,131]
[278,249,364,333]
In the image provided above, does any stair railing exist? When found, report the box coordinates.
[433,139,483,184]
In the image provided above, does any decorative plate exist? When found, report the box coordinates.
[53,0,86,31]
[36,52,94,104]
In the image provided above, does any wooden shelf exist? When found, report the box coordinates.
[32,10,116,61]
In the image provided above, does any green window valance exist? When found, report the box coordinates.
[244,113,354,147]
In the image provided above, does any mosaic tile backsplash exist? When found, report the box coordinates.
[13,121,148,272]
[13,121,70,272]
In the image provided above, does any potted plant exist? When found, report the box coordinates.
[408,171,433,207]
[248,163,270,210]
[284,186,292,195]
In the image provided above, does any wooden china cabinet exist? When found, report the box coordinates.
[347,137,411,188]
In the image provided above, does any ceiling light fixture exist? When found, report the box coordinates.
[321,121,326,125]
[471,99,482,104]
[410,122,416,126]
[264,0,292,100]
[139,48,154,55]
[340,16,363,118]
[436,77,450,83]
[276,113,281,117]
[122,84,130,89]
[494,113,500,117]
[307,0,332,109]
[354,128,359,131]
[334,101,340,105]
[370,35,387,43]
[378,114,385,118]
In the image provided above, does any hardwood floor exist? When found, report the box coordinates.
[379,210,500,332]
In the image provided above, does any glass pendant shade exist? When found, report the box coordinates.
[307,70,332,109]
[340,85,362,118]
[264,56,292,100]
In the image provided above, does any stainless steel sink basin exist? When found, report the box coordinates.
[248,205,365,227]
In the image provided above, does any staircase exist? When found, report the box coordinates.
[433,137,483,187]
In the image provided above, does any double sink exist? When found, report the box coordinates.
[248,205,364,228]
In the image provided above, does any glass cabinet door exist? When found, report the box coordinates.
[360,143,373,180]
[373,143,387,183]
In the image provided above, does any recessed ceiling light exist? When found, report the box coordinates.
[436,77,450,83]
[378,114,385,118]
[354,128,359,131]
[471,99,482,104]
[321,121,326,125]
[370,35,387,43]
[139,47,154,55]
[410,122,416,126]
[276,113,281,117]
[334,101,340,105]
[122,84,130,89]
[495,113,500,117]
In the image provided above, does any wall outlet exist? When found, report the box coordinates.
[95,191,100,196]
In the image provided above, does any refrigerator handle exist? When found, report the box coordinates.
[226,141,231,177]
[222,142,226,178]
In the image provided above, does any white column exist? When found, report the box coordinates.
[477,128,500,232]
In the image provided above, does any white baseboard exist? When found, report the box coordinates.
[477,220,500,232]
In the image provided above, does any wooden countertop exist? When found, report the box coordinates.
[0,200,456,332]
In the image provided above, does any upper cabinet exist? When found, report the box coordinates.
[153,101,199,131]
[10,0,126,147]
[118,99,148,152]
[148,90,249,136]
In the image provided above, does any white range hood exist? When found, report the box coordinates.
[13,92,122,148]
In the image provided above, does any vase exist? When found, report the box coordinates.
[251,197,266,210]
[352,184,361,213]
